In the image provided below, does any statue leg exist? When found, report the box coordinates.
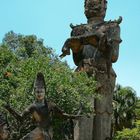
[93,70,116,140]
[20,127,51,140]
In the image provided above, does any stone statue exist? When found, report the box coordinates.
[60,0,122,139]
[4,72,80,140]
[0,112,9,140]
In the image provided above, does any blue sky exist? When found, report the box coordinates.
[0,0,140,96]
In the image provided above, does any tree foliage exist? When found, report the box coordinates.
[112,84,137,132]
[112,84,139,139]
[0,31,97,139]
[114,120,140,140]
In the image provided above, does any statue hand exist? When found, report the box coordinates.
[69,114,83,120]
[74,115,83,119]
[60,39,71,58]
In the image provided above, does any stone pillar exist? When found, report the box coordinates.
[74,117,93,140]
[93,69,116,140]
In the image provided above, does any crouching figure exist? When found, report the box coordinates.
[4,72,80,140]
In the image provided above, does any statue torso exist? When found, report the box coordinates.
[70,21,121,76]
[29,101,57,129]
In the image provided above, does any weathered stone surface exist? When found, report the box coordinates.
[61,0,122,139]
[74,117,93,140]
[84,0,107,20]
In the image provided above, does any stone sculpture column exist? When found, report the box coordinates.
[61,0,122,139]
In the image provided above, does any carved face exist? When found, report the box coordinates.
[34,72,46,101]
[0,124,9,140]
[34,87,45,101]
[84,0,107,19]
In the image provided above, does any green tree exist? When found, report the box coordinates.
[112,84,137,133]
[134,98,140,120]
[0,31,97,140]
[114,120,140,140]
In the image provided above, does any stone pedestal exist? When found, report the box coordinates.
[74,117,93,140]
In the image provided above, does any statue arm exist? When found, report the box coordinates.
[4,104,22,122]
[106,25,122,63]
[61,17,122,59]
[4,104,31,122]
[60,33,99,58]
[51,102,81,120]
[21,106,31,118]
[61,113,82,120]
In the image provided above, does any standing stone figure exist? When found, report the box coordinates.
[4,72,80,140]
[61,0,122,139]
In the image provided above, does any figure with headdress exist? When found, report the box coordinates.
[4,72,79,140]
[61,0,122,139]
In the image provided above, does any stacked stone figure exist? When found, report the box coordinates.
[61,0,122,139]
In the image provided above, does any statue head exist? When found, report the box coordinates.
[84,0,107,20]
[0,113,9,140]
[34,72,46,101]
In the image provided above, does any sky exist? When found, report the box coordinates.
[0,0,140,96]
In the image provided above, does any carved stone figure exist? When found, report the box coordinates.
[0,112,9,140]
[61,0,122,139]
[4,72,80,140]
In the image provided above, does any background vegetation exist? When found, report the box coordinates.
[0,31,97,139]
[0,31,140,139]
